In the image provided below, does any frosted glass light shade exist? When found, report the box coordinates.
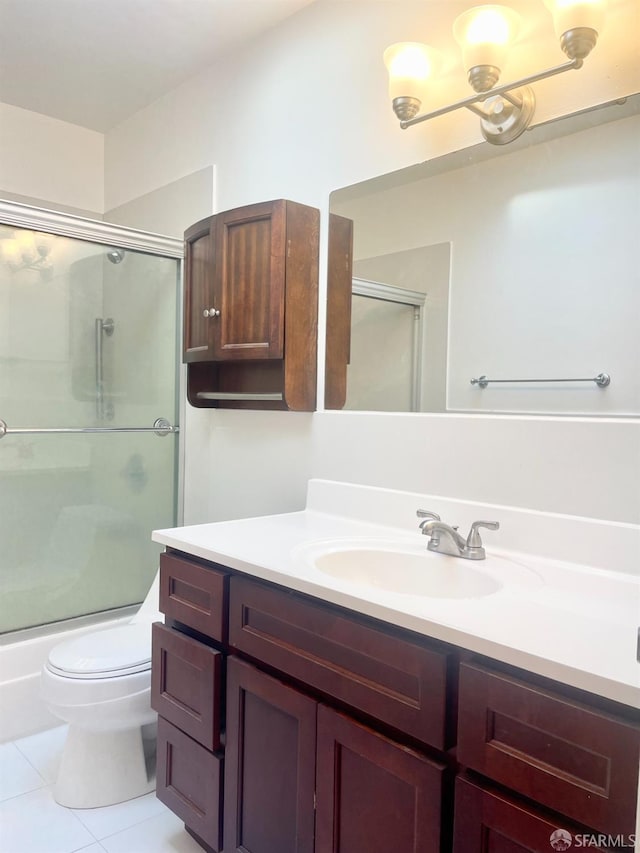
[383,42,439,101]
[15,229,37,263]
[1,240,21,268]
[543,0,606,38]
[453,5,521,76]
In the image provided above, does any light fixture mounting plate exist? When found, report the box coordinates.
[480,86,536,145]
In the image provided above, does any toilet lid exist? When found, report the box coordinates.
[47,624,152,679]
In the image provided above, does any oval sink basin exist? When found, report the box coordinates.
[294,539,542,600]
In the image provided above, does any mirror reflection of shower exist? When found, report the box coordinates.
[95,316,115,421]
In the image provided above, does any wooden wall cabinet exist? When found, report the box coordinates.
[184,199,320,411]
[152,549,640,853]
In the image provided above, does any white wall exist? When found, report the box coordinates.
[102,0,640,526]
[0,103,104,215]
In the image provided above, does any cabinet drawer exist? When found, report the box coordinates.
[229,576,451,749]
[157,717,223,853]
[160,551,228,642]
[453,777,613,853]
[457,662,640,836]
[151,623,222,751]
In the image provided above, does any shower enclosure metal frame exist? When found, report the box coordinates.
[0,197,186,536]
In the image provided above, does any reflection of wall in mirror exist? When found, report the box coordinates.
[331,110,639,417]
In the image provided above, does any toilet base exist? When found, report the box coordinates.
[54,725,156,808]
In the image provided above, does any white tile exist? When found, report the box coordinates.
[71,846,106,852]
[0,742,46,802]
[0,787,95,853]
[71,793,168,841]
[13,726,68,785]
[100,810,203,853]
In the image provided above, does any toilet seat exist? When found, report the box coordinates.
[47,624,152,679]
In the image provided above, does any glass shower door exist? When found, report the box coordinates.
[0,222,180,634]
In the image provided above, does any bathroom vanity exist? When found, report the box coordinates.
[151,481,640,853]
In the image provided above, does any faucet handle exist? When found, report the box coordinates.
[466,520,500,549]
[416,509,441,529]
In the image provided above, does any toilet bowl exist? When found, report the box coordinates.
[41,571,162,808]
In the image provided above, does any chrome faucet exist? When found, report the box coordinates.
[416,510,499,560]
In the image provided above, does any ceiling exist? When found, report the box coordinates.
[0,0,315,132]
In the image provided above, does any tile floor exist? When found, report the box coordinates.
[0,726,202,853]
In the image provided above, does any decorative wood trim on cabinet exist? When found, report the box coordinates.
[159,552,228,643]
[457,662,640,837]
[315,705,445,853]
[324,213,353,409]
[224,656,317,853]
[151,623,222,752]
[156,717,223,853]
[228,575,451,750]
[453,776,614,853]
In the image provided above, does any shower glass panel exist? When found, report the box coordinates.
[0,220,180,634]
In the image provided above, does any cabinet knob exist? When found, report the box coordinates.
[203,308,221,318]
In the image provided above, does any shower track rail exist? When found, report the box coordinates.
[0,417,179,439]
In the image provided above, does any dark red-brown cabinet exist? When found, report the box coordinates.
[453,776,613,853]
[184,199,320,411]
[151,553,230,853]
[223,656,317,853]
[223,657,446,853]
[315,705,444,853]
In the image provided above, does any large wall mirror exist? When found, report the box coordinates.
[328,95,640,417]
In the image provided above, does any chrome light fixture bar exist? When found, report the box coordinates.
[384,1,607,145]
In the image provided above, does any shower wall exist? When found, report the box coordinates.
[0,215,180,634]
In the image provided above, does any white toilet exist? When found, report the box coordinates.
[41,571,162,809]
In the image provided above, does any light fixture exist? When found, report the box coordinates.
[385,0,606,145]
[1,229,54,279]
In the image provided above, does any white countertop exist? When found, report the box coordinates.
[153,480,640,709]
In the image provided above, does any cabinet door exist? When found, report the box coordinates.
[453,777,612,853]
[315,705,444,853]
[212,200,286,361]
[224,657,316,853]
[184,216,216,362]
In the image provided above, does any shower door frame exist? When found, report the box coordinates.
[0,197,186,559]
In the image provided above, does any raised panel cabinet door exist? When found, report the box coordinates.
[184,216,216,362]
[224,656,317,853]
[212,200,286,361]
[453,777,612,853]
[315,705,445,853]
